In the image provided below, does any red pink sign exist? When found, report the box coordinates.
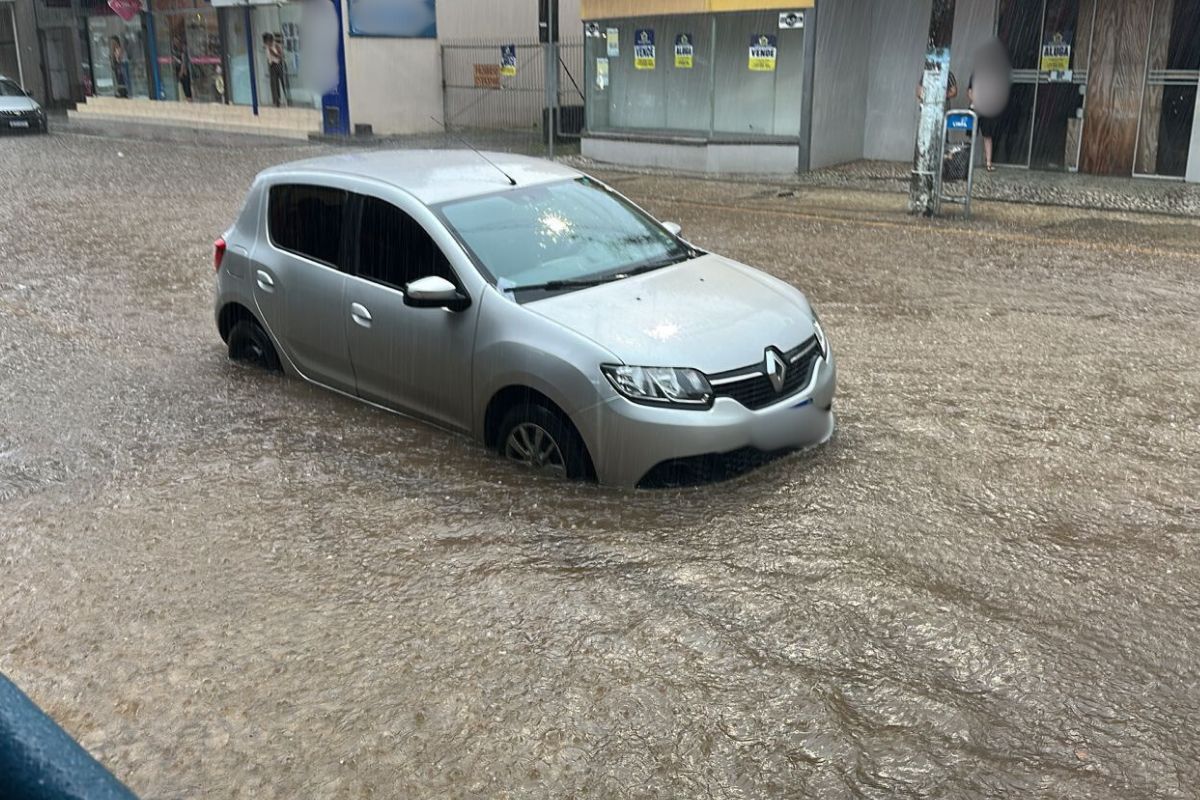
[108,0,142,22]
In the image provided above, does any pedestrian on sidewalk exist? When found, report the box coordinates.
[263,33,286,108]
[967,39,1012,173]
[109,36,130,98]
[173,35,192,102]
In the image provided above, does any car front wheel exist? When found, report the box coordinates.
[496,401,590,481]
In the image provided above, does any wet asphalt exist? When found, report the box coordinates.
[2,132,1199,799]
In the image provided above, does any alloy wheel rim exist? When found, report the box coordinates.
[504,423,566,476]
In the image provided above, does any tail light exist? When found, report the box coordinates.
[213,237,227,272]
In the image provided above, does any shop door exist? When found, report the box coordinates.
[1134,0,1200,178]
[184,9,221,102]
[1029,0,1095,170]
[996,0,1096,170]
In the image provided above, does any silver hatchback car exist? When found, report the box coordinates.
[214,151,835,488]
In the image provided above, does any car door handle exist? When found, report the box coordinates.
[350,302,372,328]
[255,270,275,292]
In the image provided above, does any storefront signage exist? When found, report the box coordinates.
[596,57,609,90]
[778,11,804,29]
[634,29,655,70]
[674,34,694,69]
[1040,31,1071,73]
[748,34,777,72]
[606,28,620,57]
[500,45,517,77]
[348,0,437,39]
[107,0,141,21]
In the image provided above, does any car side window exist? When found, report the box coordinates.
[268,184,347,269]
[356,196,456,291]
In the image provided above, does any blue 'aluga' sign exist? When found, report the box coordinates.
[947,113,974,132]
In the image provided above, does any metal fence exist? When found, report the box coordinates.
[441,38,585,155]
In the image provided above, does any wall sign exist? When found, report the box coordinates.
[634,29,655,70]
[1040,31,1072,81]
[674,34,694,69]
[606,28,620,57]
[585,22,602,37]
[596,57,609,90]
[778,11,804,29]
[748,34,777,72]
[348,0,437,38]
[500,44,517,77]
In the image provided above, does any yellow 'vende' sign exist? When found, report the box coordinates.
[748,34,777,72]
[674,33,694,69]
[634,28,656,70]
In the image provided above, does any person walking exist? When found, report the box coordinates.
[263,33,286,108]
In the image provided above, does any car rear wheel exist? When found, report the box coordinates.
[227,319,280,372]
[497,402,590,481]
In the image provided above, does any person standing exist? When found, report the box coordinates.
[263,33,286,108]
[109,36,130,98]
[968,74,998,171]
[173,35,192,102]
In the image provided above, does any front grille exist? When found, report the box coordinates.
[0,110,29,117]
[708,336,822,411]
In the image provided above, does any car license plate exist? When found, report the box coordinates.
[9,120,30,128]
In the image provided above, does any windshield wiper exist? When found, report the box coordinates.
[502,277,614,294]
[503,252,697,295]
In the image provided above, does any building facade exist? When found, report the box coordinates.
[580,0,1200,181]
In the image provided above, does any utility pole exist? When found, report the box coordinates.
[541,0,559,158]
[910,0,957,216]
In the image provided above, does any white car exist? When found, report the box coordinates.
[0,76,48,134]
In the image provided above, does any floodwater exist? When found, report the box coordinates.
[2,133,1199,799]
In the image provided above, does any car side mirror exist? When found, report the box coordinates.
[405,275,470,312]
[663,221,683,237]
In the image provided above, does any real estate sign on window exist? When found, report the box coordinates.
[606,28,620,57]
[349,0,437,38]
[1040,31,1071,72]
[634,29,656,71]
[674,34,694,69]
[748,34,777,72]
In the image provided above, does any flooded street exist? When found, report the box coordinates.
[2,133,1199,798]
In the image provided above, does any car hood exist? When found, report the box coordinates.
[0,95,37,113]
[528,254,816,374]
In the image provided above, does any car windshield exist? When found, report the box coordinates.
[438,177,691,295]
[0,79,26,97]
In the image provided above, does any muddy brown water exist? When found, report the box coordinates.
[2,133,1199,798]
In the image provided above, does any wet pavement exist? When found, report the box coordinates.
[2,132,1199,799]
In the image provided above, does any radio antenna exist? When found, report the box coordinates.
[430,117,517,186]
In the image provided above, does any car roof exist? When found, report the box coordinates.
[260,150,585,206]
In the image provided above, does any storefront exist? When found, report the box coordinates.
[581,1,815,173]
[992,0,1200,180]
[1,0,22,83]
[579,0,1200,181]
[32,0,314,108]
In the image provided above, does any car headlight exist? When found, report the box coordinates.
[601,365,713,407]
[811,314,829,358]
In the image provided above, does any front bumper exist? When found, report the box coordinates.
[582,354,837,488]
[0,112,46,133]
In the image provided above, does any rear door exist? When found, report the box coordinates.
[344,193,478,431]
[252,182,356,393]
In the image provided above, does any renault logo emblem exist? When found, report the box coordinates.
[764,348,787,393]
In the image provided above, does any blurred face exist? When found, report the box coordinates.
[972,38,1011,117]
